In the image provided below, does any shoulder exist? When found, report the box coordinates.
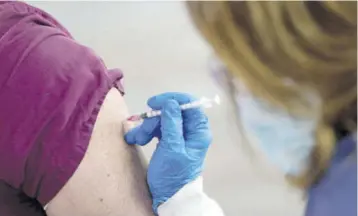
[306,135,357,216]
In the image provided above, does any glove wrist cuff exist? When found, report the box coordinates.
[152,177,203,214]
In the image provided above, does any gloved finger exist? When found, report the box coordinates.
[184,113,212,150]
[124,117,160,145]
[148,92,211,148]
[160,99,185,150]
[148,92,203,127]
[148,91,202,127]
[181,106,211,148]
[147,92,196,109]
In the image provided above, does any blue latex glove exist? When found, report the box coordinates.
[124,92,212,213]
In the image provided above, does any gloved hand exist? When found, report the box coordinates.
[124,92,212,213]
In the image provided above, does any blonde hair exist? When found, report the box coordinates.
[187,1,357,188]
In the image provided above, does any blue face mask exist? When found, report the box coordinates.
[208,57,319,176]
[235,84,319,176]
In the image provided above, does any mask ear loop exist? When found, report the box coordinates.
[209,56,256,158]
[225,71,257,159]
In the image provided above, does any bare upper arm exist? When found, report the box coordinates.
[46,89,154,216]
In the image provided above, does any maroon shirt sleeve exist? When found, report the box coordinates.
[0,1,124,206]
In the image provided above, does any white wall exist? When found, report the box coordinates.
[29,2,305,216]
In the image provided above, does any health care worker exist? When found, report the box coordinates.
[124,1,357,216]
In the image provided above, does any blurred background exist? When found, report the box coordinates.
[30,2,305,216]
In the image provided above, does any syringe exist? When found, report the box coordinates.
[127,95,221,121]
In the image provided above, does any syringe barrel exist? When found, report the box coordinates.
[146,101,207,117]
[142,95,220,119]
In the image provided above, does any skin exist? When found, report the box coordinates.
[46,89,154,216]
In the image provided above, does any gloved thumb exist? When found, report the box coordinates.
[124,117,160,145]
